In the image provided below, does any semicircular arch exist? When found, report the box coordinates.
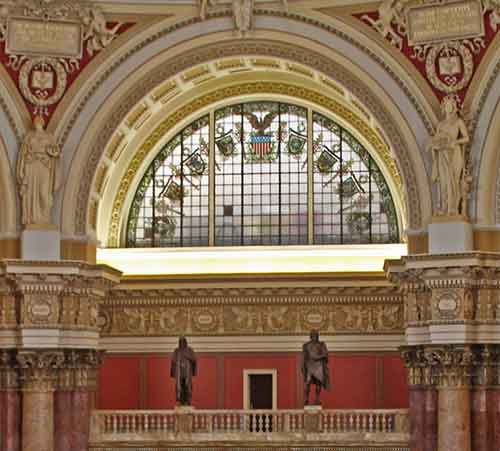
[61,26,432,242]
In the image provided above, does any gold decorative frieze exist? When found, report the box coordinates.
[101,286,403,337]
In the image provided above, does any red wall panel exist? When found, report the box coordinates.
[382,355,409,408]
[99,356,141,409]
[144,355,218,409]
[98,352,408,411]
[223,355,298,409]
[144,356,176,409]
[321,355,377,409]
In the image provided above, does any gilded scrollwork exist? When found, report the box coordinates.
[103,290,404,337]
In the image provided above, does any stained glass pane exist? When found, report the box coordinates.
[126,116,209,247]
[126,103,399,248]
[214,102,308,246]
[312,112,398,244]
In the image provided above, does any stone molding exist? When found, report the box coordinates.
[402,344,500,389]
[0,348,103,391]
[385,253,500,327]
[0,260,120,347]
[102,285,403,337]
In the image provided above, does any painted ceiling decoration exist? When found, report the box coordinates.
[0,0,134,124]
[354,0,500,107]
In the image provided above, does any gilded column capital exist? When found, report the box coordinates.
[17,350,65,392]
[0,349,19,389]
[57,349,104,390]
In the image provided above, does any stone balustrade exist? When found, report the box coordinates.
[89,408,409,448]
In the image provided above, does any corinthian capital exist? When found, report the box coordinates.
[17,350,65,391]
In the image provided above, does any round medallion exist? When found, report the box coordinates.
[19,57,68,107]
[425,42,473,94]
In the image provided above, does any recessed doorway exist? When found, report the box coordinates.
[243,369,277,410]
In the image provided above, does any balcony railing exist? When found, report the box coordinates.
[89,408,409,448]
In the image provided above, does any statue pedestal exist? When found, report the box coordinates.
[428,217,472,254]
[21,227,60,260]
[175,405,194,434]
[304,405,322,433]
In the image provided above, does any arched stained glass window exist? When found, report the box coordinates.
[126,101,399,248]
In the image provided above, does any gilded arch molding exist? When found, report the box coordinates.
[105,81,406,247]
[71,39,427,241]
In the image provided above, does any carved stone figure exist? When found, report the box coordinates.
[199,0,288,34]
[362,0,405,49]
[81,7,121,56]
[302,330,330,405]
[170,336,197,405]
[428,95,470,217]
[17,116,62,226]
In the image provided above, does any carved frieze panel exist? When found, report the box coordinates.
[102,288,404,336]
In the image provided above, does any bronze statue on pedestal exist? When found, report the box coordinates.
[171,336,197,405]
[302,330,330,405]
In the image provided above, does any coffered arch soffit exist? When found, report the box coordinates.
[59,16,435,240]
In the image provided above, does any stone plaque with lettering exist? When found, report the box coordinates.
[406,0,484,45]
[6,17,82,58]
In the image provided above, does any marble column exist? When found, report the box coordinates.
[54,390,73,451]
[471,387,488,451]
[17,351,64,451]
[72,388,90,451]
[438,387,471,451]
[22,390,54,451]
[423,388,437,451]
[4,390,21,451]
[488,388,500,451]
[408,386,425,451]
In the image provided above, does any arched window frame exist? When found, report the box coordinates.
[126,99,400,248]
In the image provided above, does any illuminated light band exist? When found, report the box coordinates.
[97,243,407,276]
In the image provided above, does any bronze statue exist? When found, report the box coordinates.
[302,330,330,405]
[170,336,197,405]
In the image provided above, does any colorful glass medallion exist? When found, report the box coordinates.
[316,149,338,174]
[288,134,306,156]
[247,132,276,162]
[216,135,235,158]
[185,152,206,176]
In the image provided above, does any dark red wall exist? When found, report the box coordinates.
[99,352,408,410]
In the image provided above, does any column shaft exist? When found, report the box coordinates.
[22,390,54,451]
[409,386,425,451]
[471,387,488,451]
[54,391,73,451]
[72,389,90,451]
[1,390,21,451]
[487,388,500,451]
[438,388,471,451]
[423,388,437,451]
